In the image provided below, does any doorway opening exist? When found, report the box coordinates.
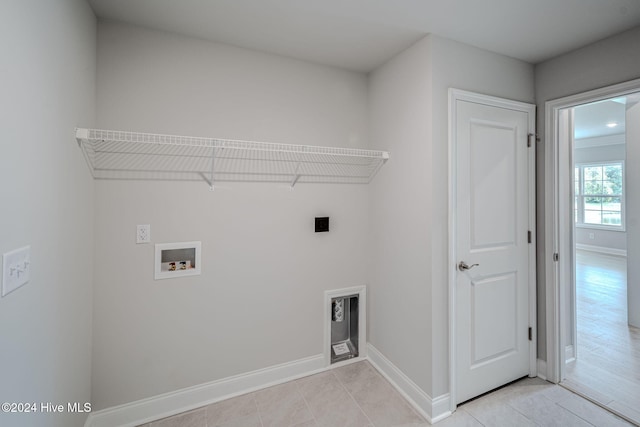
[546,81,640,425]
[566,97,637,422]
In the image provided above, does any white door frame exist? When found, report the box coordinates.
[448,88,537,410]
[544,77,640,383]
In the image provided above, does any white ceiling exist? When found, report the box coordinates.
[574,99,627,141]
[573,91,640,143]
[87,0,640,72]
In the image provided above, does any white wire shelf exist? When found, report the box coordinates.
[76,128,389,189]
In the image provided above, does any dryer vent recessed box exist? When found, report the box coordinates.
[315,217,329,233]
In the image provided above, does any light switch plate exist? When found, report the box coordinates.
[2,246,31,297]
[137,224,151,244]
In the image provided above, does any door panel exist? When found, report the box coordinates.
[455,98,533,404]
[470,120,517,249]
[471,273,517,365]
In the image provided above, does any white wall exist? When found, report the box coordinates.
[574,141,627,251]
[626,102,640,327]
[535,25,640,358]
[92,21,370,409]
[368,34,534,399]
[0,1,96,426]
[368,37,434,396]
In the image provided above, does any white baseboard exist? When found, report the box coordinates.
[537,359,548,381]
[87,345,454,427]
[367,343,451,424]
[565,344,576,364]
[575,243,626,257]
[85,354,326,427]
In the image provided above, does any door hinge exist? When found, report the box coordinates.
[528,230,532,244]
[528,133,533,147]
[553,253,559,262]
[528,327,533,341]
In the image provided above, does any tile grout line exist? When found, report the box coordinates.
[551,398,599,427]
[602,401,639,426]
[331,368,376,427]
[365,361,429,424]
[551,387,608,426]
[252,394,266,427]
[561,382,639,425]
[507,388,606,427]
[555,400,613,427]
[505,395,537,424]
[293,377,319,427]
[460,407,489,427]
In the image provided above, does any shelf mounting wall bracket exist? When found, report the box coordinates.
[208,146,217,191]
[290,161,301,190]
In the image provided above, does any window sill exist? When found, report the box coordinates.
[575,224,626,232]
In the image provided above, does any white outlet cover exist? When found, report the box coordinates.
[2,245,31,297]
[137,224,151,244]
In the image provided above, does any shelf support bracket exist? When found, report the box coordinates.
[290,162,301,190]
[208,146,217,191]
[290,174,300,190]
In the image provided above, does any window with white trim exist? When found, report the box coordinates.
[574,161,624,229]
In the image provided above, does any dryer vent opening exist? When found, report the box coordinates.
[330,294,359,364]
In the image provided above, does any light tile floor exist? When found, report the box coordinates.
[139,360,633,427]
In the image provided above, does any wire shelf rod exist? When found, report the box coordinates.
[89,149,377,168]
[76,127,389,187]
[91,167,371,179]
[78,128,387,159]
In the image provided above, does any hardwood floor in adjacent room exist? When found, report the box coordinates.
[563,250,640,425]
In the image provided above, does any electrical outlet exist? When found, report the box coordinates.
[137,224,151,244]
[2,246,31,297]
[589,232,595,240]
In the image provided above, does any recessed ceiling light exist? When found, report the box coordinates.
[606,122,618,128]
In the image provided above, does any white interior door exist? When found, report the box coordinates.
[452,90,535,404]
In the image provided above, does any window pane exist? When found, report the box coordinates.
[584,180,603,195]
[602,180,618,195]
[604,164,622,183]
[584,197,601,210]
[584,166,602,181]
[584,210,602,224]
[584,195,602,225]
[603,165,622,195]
[602,211,621,225]
[603,197,621,211]
[576,163,624,228]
